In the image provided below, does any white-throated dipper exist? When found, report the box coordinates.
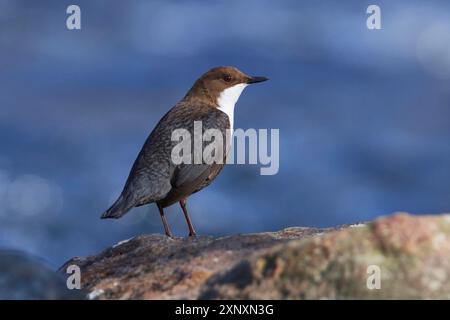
[101,66,268,237]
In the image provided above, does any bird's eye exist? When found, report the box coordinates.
[223,74,232,82]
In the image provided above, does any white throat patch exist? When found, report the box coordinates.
[217,83,248,130]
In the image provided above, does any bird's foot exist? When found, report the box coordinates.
[188,231,197,237]
[165,232,174,238]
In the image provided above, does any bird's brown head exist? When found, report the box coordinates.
[184,66,268,107]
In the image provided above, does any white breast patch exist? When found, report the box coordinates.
[216,83,248,130]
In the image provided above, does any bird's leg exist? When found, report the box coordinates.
[179,199,196,237]
[157,203,173,238]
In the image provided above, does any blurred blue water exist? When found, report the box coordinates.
[1,0,450,267]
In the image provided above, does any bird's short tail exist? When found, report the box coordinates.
[101,194,133,219]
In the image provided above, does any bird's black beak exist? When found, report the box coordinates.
[247,76,269,84]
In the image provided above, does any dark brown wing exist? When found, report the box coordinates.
[118,99,230,209]
[157,106,230,207]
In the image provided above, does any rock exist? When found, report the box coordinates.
[201,213,450,299]
[60,227,331,299]
[0,250,85,300]
[60,213,450,299]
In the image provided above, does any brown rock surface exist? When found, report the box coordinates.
[61,213,450,299]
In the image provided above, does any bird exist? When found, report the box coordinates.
[101,66,268,237]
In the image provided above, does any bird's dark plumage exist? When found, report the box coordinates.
[101,66,268,236]
[101,102,229,219]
